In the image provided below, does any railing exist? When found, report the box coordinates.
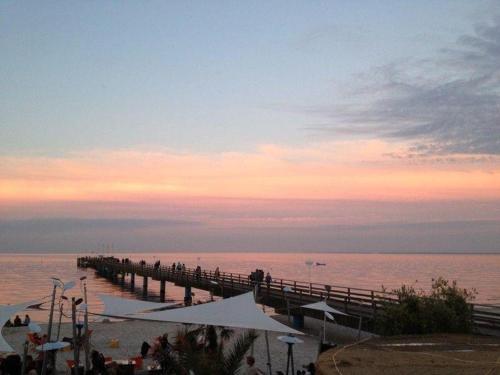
[78,256,500,334]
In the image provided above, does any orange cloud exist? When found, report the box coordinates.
[1,141,499,202]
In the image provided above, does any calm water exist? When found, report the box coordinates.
[1,252,499,322]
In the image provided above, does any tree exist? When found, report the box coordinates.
[154,325,259,375]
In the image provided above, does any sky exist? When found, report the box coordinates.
[1,1,499,253]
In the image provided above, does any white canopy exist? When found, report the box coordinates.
[97,294,176,317]
[302,301,347,316]
[129,292,302,335]
[0,301,37,353]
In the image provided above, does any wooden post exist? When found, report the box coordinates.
[143,276,148,298]
[160,280,166,302]
[130,273,135,289]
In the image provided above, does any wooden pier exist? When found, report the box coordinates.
[78,256,500,334]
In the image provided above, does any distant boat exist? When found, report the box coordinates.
[315,262,326,266]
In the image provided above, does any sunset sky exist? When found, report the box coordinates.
[1,1,499,252]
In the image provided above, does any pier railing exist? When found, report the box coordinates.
[78,256,500,334]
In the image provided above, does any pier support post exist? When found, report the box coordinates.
[160,280,166,302]
[120,272,125,286]
[184,285,192,306]
[130,273,135,289]
[143,276,148,298]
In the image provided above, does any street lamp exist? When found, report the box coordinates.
[283,286,293,324]
[305,260,313,293]
[79,276,90,372]
[210,280,224,300]
[41,278,75,375]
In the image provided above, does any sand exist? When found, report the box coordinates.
[1,316,332,374]
[316,334,500,375]
[2,310,376,374]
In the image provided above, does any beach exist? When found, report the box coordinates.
[2,320,310,373]
[2,312,375,374]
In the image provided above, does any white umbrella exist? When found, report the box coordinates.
[302,300,348,342]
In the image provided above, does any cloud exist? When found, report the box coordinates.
[1,143,499,202]
[1,216,498,253]
[308,17,500,156]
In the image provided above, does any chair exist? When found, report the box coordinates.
[130,356,143,370]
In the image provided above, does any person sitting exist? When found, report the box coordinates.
[24,315,31,326]
[24,355,37,375]
[1,354,22,375]
[304,362,316,374]
[13,315,22,327]
[244,356,264,375]
[91,350,107,375]
[4,318,13,327]
[140,341,151,358]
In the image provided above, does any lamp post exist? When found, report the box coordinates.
[305,260,313,294]
[283,286,293,324]
[41,278,75,375]
[40,278,61,375]
[70,297,84,375]
[80,276,90,372]
[209,280,224,300]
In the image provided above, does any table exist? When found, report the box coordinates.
[106,359,135,375]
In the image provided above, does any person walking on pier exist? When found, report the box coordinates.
[265,272,272,290]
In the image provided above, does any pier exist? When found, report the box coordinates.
[78,256,500,334]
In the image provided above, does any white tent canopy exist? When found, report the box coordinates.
[301,301,347,316]
[129,292,302,335]
[0,301,37,353]
[97,294,176,317]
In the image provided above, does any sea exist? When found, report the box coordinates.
[1,252,499,322]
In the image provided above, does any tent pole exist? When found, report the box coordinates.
[41,284,57,375]
[21,340,28,375]
[264,331,272,375]
[323,312,326,342]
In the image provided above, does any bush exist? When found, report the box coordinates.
[376,277,476,336]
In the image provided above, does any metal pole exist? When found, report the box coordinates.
[72,298,80,375]
[21,340,28,375]
[323,312,326,342]
[56,303,64,340]
[83,282,90,372]
[264,331,272,375]
[41,284,57,375]
[286,297,291,324]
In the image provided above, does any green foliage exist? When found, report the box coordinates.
[156,325,258,375]
[376,277,477,336]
